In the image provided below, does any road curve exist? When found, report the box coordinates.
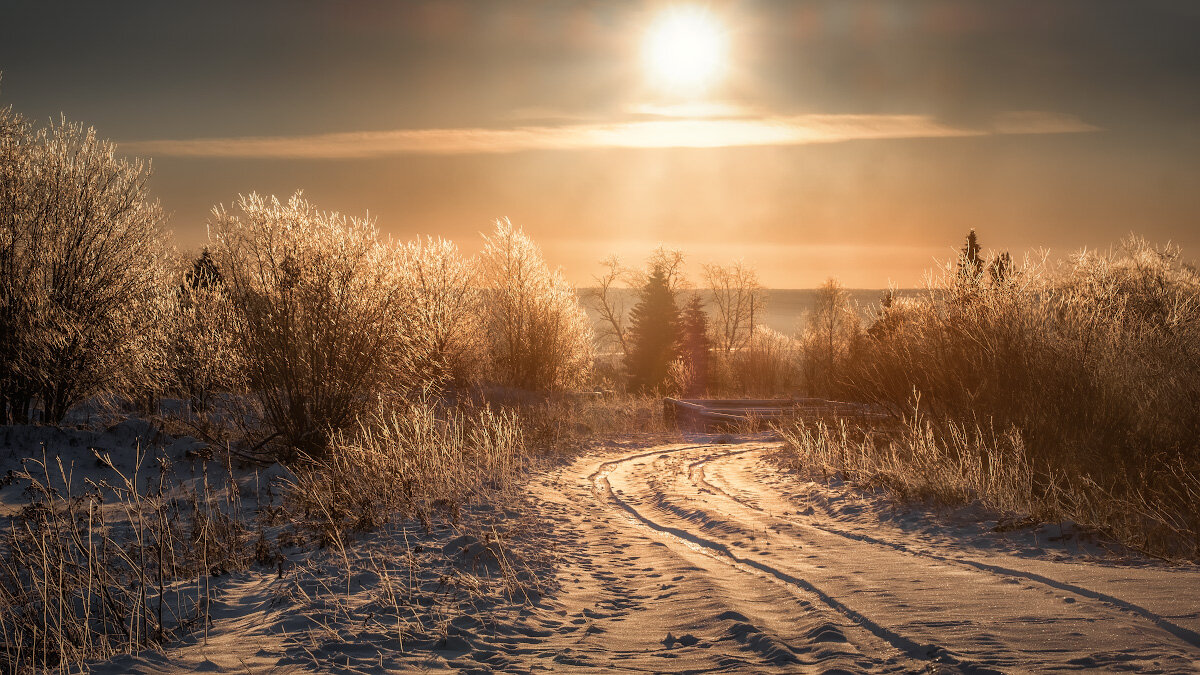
[529,437,1200,673]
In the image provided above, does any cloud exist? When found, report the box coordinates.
[119,111,1098,159]
[990,110,1103,135]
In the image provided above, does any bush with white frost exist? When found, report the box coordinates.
[395,236,485,392]
[478,219,593,391]
[166,249,244,411]
[210,192,407,459]
[0,105,168,423]
[828,235,1200,558]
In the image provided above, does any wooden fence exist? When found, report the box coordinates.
[662,397,888,432]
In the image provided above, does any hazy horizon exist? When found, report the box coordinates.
[578,287,912,339]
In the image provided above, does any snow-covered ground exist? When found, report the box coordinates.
[572,438,1200,672]
[4,426,1200,672]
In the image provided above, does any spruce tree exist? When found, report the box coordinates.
[625,264,681,392]
[959,229,983,281]
[989,251,1012,285]
[680,294,711,395]
[178,247,223,307]
[185,247,223,290]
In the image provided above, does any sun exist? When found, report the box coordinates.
[642,7,728,94]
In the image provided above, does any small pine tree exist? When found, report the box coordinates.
[867,288,896,340]
[625,264,681,392]
[184,248,222,291]
[989,251,1013,285]
[680,294,711,396]
[178,248,223,311]
[959,229,983,281]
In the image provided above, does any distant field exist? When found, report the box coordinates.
[577,288,918,337]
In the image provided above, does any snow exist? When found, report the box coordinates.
[3,424,1200,672]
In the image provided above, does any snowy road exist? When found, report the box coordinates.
[85,433,1200,673]
[528,437,1200,673]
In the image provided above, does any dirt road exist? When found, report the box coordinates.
[525,436,1200,673]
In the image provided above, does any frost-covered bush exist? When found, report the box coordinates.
[799,278,862,397]
[210,192,407,458]
[840,236,1200,557]
[166,249,244,411]
[478,219,593,391]
[848,236,1200,471]
[0,105,168,423]
[395,236,484,392]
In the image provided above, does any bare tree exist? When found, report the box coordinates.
[703,260,764,355]
[640,246,689,295]
[0,106,169,423]
[802,278,861,396]
[479,219,593,391]
[590,255,630,356]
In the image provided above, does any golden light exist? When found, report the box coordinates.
[642,7,728,94]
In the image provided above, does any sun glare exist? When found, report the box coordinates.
[643,7,728,94]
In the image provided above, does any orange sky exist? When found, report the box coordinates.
[3,1,1198,286]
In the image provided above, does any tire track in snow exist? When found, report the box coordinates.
[689,446,1200,653]
[587,444,992,674]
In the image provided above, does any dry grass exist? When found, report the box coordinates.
[284,393,675,546]
[285,400,527,541]
[775,415,1047,519]
[0,392,593,672]
[776,414,1200,559]
[511,393,678,454]
[789,235,1200,559]
[0,447,256,672]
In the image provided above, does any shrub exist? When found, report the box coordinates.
[210,192,407,459]
[705,325,801,396]
[834,235,1200,558]
[847,237,1200,469]
[734,326,802,395]
[167,249,244,411]
[478,219,592,391]
[0,106,169,423]
[395,236,484,393]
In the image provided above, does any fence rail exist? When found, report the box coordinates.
[663,397,889,432]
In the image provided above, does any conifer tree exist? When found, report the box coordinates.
[680,294,711,395]
[185,247,222,291]
[989,250,1013,285]
[959,229,983,281]
[625,264,681,392]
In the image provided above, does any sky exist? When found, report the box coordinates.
[2,0,1198,287]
